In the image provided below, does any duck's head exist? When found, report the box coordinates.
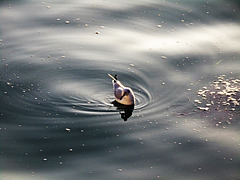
[114,74,118,82]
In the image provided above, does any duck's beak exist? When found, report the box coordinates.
[108,73,117,81]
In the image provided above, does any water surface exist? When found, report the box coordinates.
[1,0,240,180]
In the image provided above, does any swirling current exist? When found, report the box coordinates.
[1,1,240,180]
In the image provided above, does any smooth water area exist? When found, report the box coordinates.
[1,0,240,180]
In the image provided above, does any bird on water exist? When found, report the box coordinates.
[108,74,135,106]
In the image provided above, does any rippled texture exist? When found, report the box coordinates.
[1,0,240,180]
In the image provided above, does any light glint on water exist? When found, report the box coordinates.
[1,1,240,180]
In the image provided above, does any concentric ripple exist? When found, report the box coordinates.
[132,84,152,110]
[48,70,153,117]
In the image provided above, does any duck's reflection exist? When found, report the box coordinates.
[112,100,134,121]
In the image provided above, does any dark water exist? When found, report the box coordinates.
[1,0,240,180]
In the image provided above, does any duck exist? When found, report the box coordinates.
[108,74,135,106]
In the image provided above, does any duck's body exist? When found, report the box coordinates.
[109,74,135,106]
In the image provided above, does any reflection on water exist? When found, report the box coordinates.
[112,100,134,121]
[1,0,240,180]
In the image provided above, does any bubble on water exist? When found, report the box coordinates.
[194,99,201,104]
[197,107,209,111]
[118,168,123,172]
[65,128,71,132]
[161,56,167,59]
[194,75,240,123]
